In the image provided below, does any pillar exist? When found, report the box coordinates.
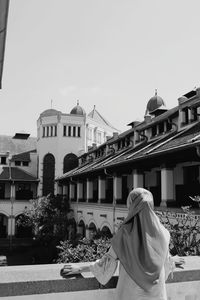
[77,181,83,202]
[179,109,186,127]
[63,184,68,196]
[188,108,194,123]
[113,176,122,203]
[132,170,144,188]
[98,176,106,203]
[55,182,62,195]
[161,168,174,207]
[86,179,93,202]
[69,183,75,201]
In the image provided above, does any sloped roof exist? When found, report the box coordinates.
[11,149,36,162]
[57,121,200,180]
[88,106,119,131]
[0,0,10,89]
[0,167,38,181]
[0,135,36,156]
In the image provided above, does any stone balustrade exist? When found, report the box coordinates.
[0,256,200,300]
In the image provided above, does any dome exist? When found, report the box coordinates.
[70,100,86,115]
[146,90,165,114]
[40,109,60,117]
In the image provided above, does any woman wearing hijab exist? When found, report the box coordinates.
[62,188,183,300]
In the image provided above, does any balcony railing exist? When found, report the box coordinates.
[0,257,199,299]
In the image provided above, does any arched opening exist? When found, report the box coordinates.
[101,226,112,238]
[43,153,55,196]
[15,214,33,238]
[63,153,78,174]
[88,222,97,239]
[78,220,86,238]
[0,214,8,238]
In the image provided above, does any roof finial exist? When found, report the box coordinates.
[155,89,157,96]
[94,105,96,110]
[77,100,79,106]
[51,99,53,108]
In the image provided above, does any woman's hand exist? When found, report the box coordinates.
[172,256,185,269]
[60,264,81,276]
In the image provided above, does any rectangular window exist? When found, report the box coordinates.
[97,132,101,143]
[0,183,5,199]
[15,161,21,166]
[43,127,45,137]
[0,157,6,165]
[22,161,29,166]
[68,126,71,137]
[183,166,199,184]
[166,120,172,131]
[50,126,53,136]
[47,126,49,137]
[158,122,164,134]
[78,126,81,137]
[73,126,76,137]
[192,107,198,122]
[63,125,66,136]
[152,126,157,137]
[54,125,57,136]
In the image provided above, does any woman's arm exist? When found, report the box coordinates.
[61,263,92,275]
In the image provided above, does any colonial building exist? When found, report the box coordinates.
[56,89,200,238]
[37,101,119,197]
[0,133,38,238]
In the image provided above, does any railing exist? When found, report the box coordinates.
[0,256,199,299]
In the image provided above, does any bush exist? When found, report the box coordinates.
[56,237,111,263]
[156,206,200,256]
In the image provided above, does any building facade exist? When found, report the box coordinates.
[56,89,200,238]
[37,102,119,197]
[0,134,38,238]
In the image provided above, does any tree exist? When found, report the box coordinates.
[17,194,70,242]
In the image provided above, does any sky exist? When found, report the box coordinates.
[1,0,200,137]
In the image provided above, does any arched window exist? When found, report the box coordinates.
[101,226,112,238]
[15,214,33,238]
[88,222,97,239]
[43,153,55,196]
[63,153,78,174]
[78,220,86,238]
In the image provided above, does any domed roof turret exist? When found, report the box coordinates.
[146,90,166,115]
[70,100,86,115]
[40,108,60,117]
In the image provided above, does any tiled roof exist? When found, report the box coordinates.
[11,150,36,162]
[0,135,36,156]
[0,167,38,181]
[57,121,200,180]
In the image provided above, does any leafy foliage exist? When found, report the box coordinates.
[56,238,111,263]
[17,194,70,241]
[156,206,200,256]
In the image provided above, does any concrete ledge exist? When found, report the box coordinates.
[0,257,200,297]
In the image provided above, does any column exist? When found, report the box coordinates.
[69,183,75,201]
[113,176,122,203]
[161,168,174,207]
[179,109,186,127]
[77,181,83,202]
[132,170,144,188]
[188,108,193,123]
[86,179,93,202]
[55,182,62,195]
[98,176,106,203]
[63,184,68,196]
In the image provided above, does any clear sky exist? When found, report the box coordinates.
[1,0,200,137]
